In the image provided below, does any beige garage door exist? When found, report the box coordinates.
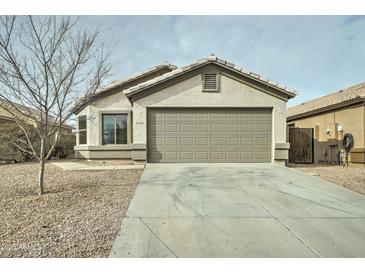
[147,108,272,163]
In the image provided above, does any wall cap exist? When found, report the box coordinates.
[275,143,290,150]
[132,143,147,150]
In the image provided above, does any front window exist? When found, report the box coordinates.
[102,114,128,145]
[78,115,87,145]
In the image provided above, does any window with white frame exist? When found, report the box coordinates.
[78,115,87,145]
[102,114,128,145]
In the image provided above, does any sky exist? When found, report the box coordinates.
[79,16,365,107]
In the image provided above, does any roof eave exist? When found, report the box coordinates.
[124,61,211,98]
[213,62,297,99]
[72,63,177,115]
[287,97,365,122]
[125,60,297,101]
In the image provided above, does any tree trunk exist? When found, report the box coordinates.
[38,139,45,195]
[38,158,45,195]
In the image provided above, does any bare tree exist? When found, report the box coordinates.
[0,16,110,194]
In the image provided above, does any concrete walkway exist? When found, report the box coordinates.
[52,161,145,171]
[110,163,365,258]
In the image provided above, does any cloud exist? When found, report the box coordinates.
[78,16,365,106]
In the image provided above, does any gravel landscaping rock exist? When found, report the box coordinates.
[0,162,142,257]
[69,159,137,166]
[291,164,365,195]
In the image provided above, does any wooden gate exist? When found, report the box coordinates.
[289,128,314,164]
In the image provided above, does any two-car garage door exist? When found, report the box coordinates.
[147,108,272,163]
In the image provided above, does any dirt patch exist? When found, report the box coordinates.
[290,164,365,195]
[0,162,142,257]
[54,159,137,166]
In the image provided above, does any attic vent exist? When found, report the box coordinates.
[203,73,219,91]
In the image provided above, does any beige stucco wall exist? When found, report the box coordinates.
[76,91,132,147]
[75,67,290,162]
[288,103,365,165]
[133,73,287,162]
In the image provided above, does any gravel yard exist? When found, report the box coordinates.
[73,159,137,166]
[291,164,365,195]
[0,162,142,258]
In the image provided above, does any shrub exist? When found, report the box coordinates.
[0,122,75,162]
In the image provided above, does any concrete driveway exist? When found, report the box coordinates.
[110,163,365,257]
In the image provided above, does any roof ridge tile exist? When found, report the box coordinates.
[123,55,297,98]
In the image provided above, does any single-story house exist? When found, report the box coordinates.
[287,82,365,167]
[72,54,296,164]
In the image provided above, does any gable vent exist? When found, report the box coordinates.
[203,73,219,91]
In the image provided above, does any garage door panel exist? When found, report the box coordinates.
[226,123,240,132]
[195,113,209,118]
[165,123,178,132]
[242,151,254,161]
[180,137,194,146]
[149,151,163,161]
[256,137,270,146]
[181,151,194,160]
[256,151,270,160]
[225,137,240,146]
[165,137,178,146]
[148,108,272,163]
[195,137,209,146]
[211,113,224,119]
[241,123,254,131]
[180,124,194,132]
[165,151,178,160]
[211,123,224,132]
[226,151,239,161]
[256,123,271,132]
[195,124,209,132]
[242,137,254,145]
[165,113,178,119]
[149,123,163,133]
[210,151,224,160]
[225,113,239,119]
[211,137,224,146]
[195,151,209,160]
[149,137,163,147]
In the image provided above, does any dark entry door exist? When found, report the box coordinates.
[289,128,314,164]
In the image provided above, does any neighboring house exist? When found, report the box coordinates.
[72,54,296,164]
[0,99,73,134]
[0,99,74,161]
[287,82,365,167]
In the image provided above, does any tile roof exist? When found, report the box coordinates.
[0,99,74,129]
[123,54,298,98]
[72,62,177,114]
[100,62,177,92]
[287,82,365,119]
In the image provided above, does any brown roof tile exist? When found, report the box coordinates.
[287,82,365,118]
[72,62,176,114]
[124,54,297,98]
